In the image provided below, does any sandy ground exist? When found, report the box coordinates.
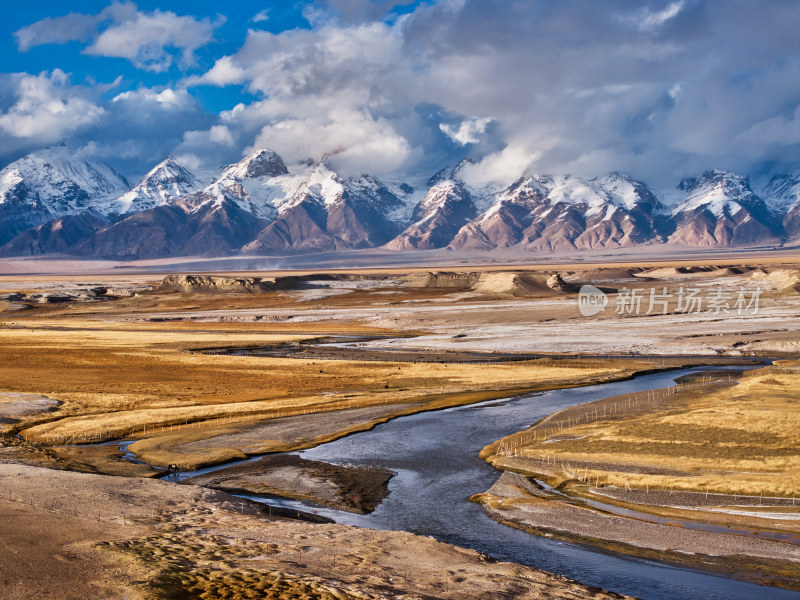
[96,296,800,356]
[0,246,799,276]
[0,393,59,426]
[475,472,800,589]
[154,403,411,458]
[183,454,393,513]
[0,464,634,600]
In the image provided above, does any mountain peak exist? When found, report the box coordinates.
[102,155,202,216]
[676,169,759,211]
[762,169,800,212]
[0,147,130,244]
[669,169,778,247]
[679,169,750,193]
[229,148,289,179]
[426,158,474,188]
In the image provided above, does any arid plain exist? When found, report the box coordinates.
[1,255,799,599]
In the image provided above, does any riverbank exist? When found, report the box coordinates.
[475,363,800,589]
[474,472,800,589]
[182,453,393,513]
[0,464,636,600]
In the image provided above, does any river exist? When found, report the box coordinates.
[173,365,800,600]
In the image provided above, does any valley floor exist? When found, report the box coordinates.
[1,256,799,598]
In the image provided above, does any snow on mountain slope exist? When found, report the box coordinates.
[0,146,129,207]
[765,171,800,241]
[103,157,203,216]
[762,170,800,213]
[0,145,128,245]
[385,179,477,250]
[449,172,664,251]
[197,148,294,219]
[243,157,406,254]
[0,143,798,257]
[667,170,781,247]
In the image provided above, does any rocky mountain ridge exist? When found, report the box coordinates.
[1,146,798,259]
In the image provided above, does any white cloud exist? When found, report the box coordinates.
[87,10,222,72]
[250,108,412,175]
[461,144,544,189]
[736,105,800,151]
[639,1,685,31]
[200,56,248,87]
[7,0,799,185]
[111,87,196,110]
[197,22,411,103]
[0,70,104,142]
[14,3,222,72]
[14,12,101,51]
[209,125,235,147]
[252,10,270,23]
[439,117,492,145]
[188,20,417,175]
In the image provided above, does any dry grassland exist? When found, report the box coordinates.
[487,365,800,499]
[0,301,654,470]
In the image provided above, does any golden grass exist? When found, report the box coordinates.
[0,311,651,471]
[492,367,800,497]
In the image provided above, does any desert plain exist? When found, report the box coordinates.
[1,253,800,599]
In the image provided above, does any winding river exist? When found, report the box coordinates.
[173,365,800,600]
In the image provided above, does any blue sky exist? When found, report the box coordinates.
[0,1,798,187]
[2,2,334,112]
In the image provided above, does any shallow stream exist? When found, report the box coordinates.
[168,364,800,600]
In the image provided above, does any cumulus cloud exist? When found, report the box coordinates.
[198,21,411,102]
[250,108,412,175]
[111,87,197,110]
[14,2,222,72]
[7,0,800,187]
[0,70,104,145]
[189,20,419,174]
[87,10,223,72]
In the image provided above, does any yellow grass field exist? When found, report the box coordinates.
[488,365,800,498]
[0,309,657,470]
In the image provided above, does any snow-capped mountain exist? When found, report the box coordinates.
[103,157,203,216]
[0,146,128,245]
[667,170,781,247]
[385,179,478,250]
[449,172,664,251]
[762,170,800,242]
[762,170,800,212]
[384,157,513,251]
[54,149,411,258]
[197,148,292,219]
[243,158,406,254]
[0,145,797,259]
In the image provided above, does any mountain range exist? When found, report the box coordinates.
[1,145,798,259]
